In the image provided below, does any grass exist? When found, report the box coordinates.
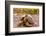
[13,8,39,15]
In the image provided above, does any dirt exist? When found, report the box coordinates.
[13,14,39,28]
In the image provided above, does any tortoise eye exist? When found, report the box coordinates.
[21,17,25,21]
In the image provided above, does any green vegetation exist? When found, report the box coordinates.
[13,8,39,15]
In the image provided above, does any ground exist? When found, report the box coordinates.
[13,14,39,28]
